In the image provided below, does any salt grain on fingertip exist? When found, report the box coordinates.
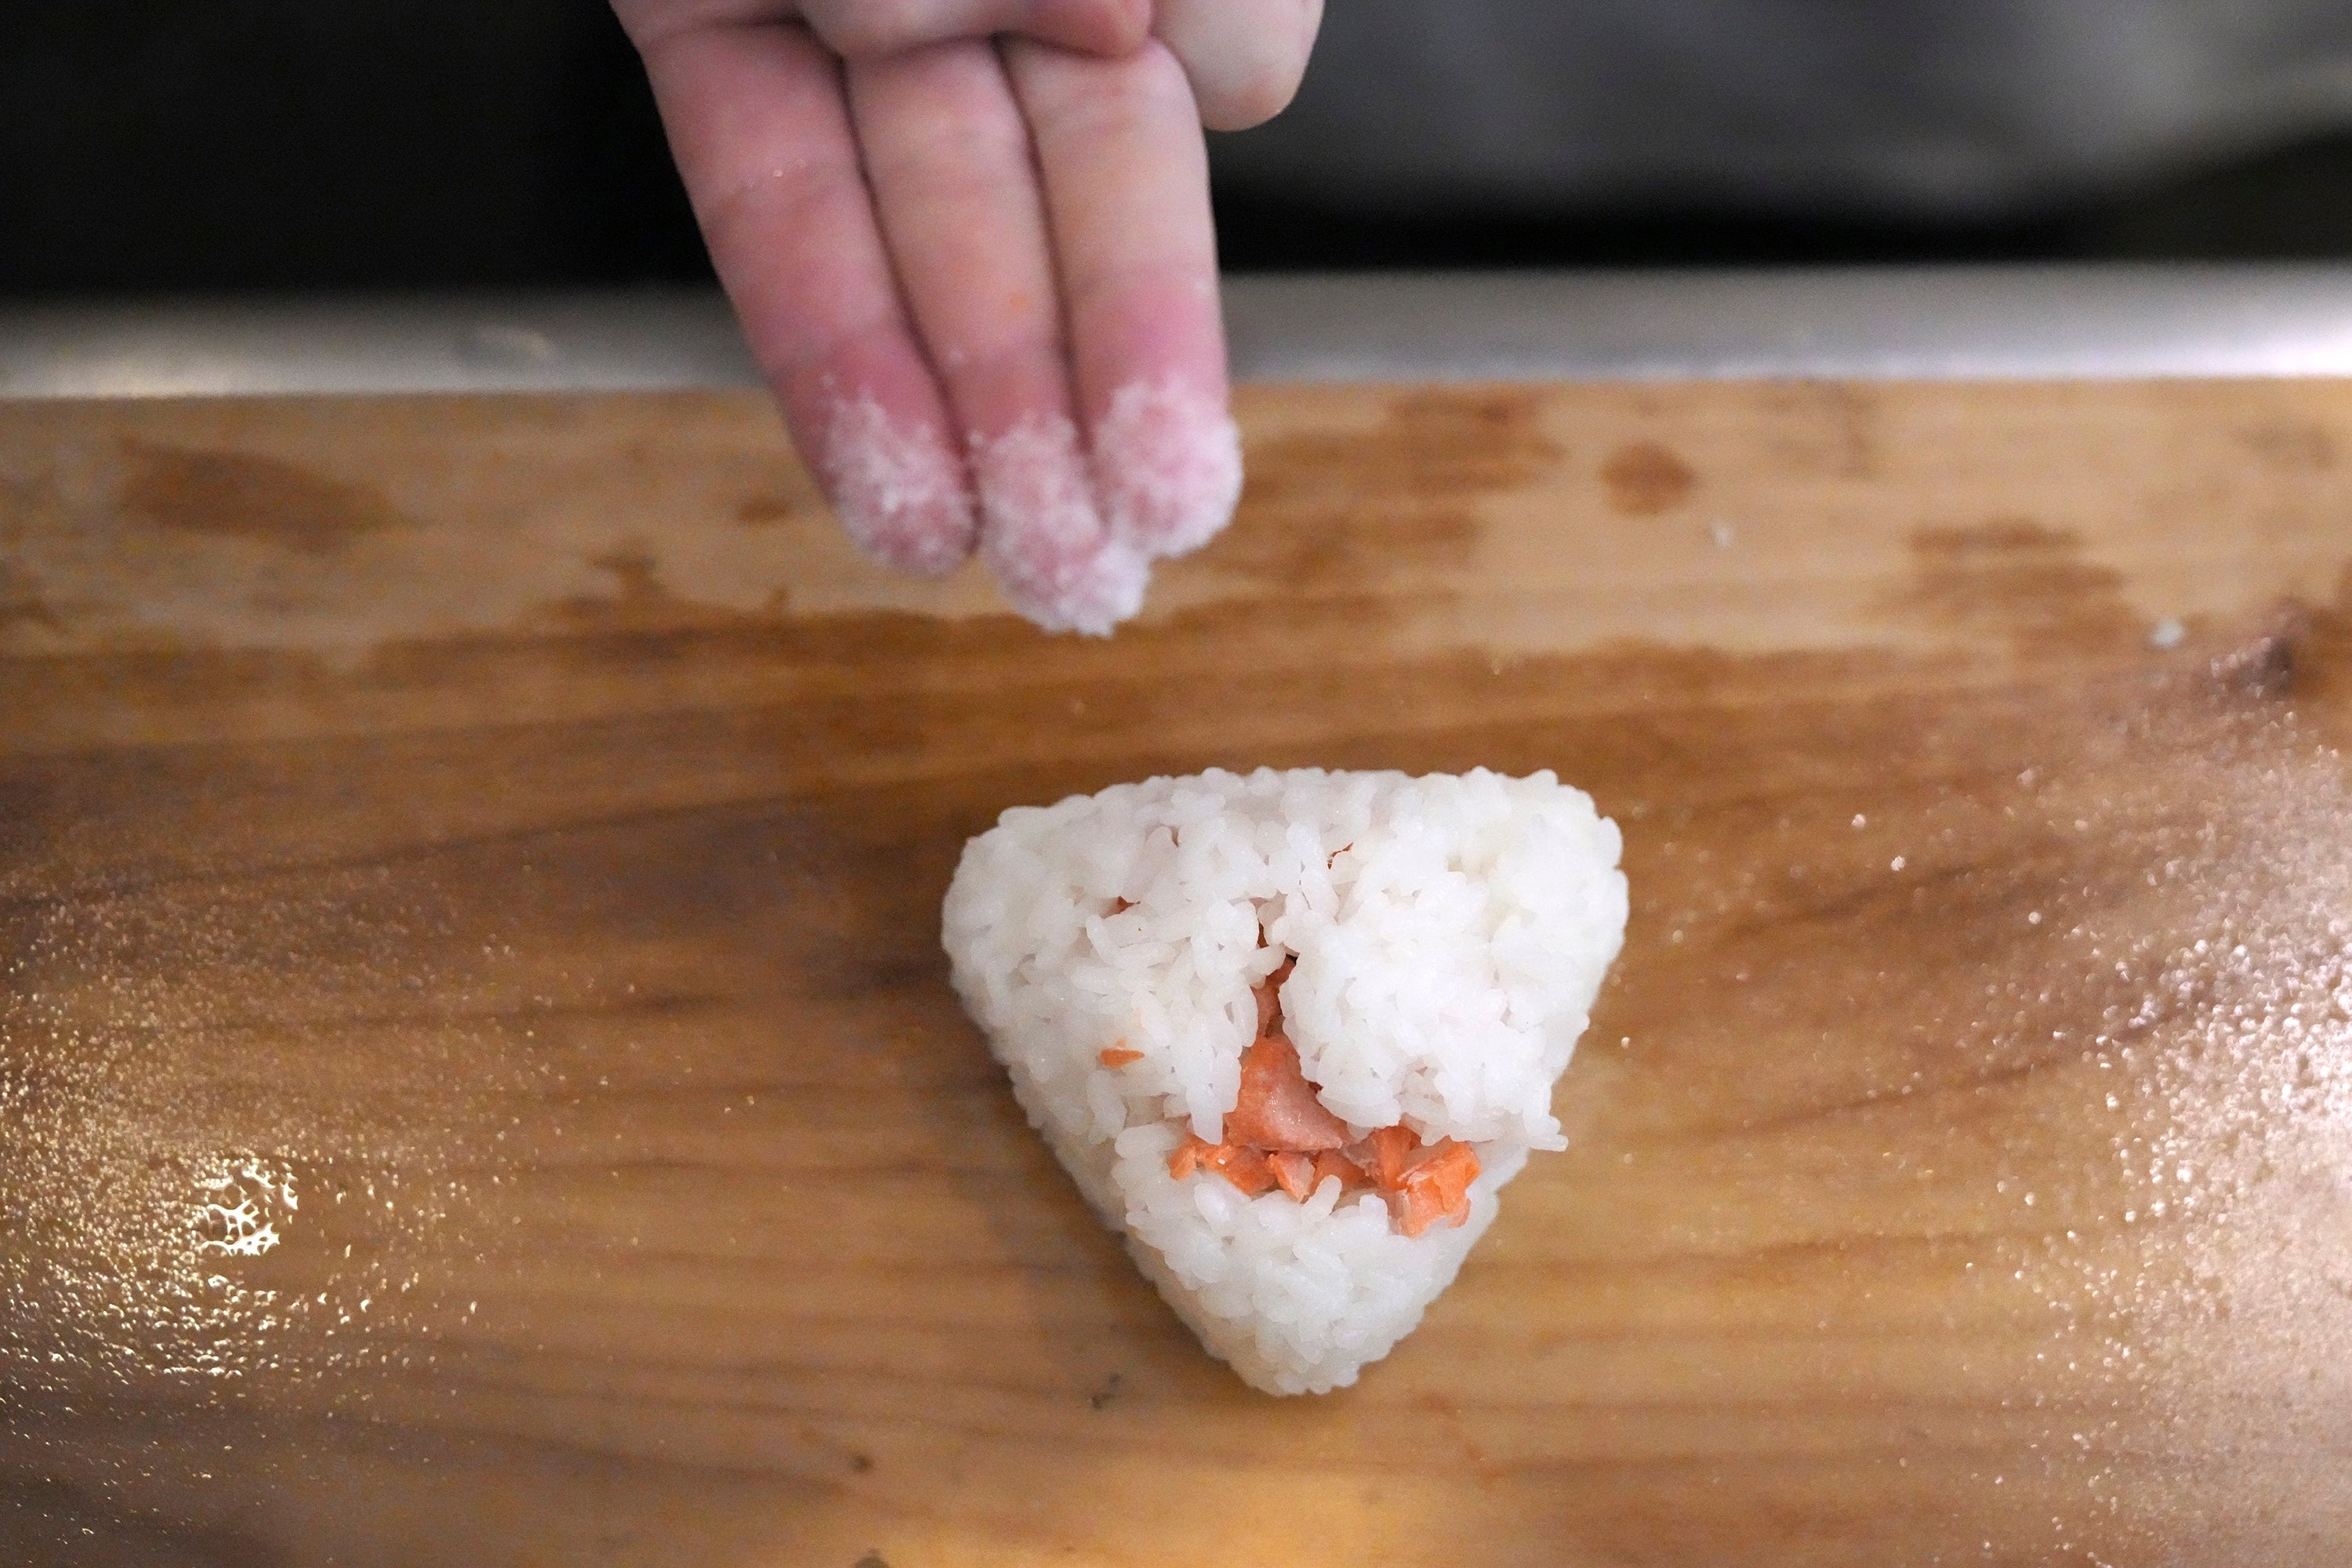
[972,412,1151,635]
[819,394,976,577]
[1092,378,1244,561]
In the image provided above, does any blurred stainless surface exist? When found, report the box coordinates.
[1227,267,2352,381]
[0,289,757,399]
[8,267,2352,397]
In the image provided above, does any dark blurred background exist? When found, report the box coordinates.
[12,0,2352,297]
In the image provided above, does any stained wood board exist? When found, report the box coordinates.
[5,381,2352,1566]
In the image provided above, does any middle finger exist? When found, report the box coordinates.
[847,40,1145,635]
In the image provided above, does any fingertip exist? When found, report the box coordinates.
[1000,538,1152,636]
[1193,70,1304,134]
[973,412,1152,633]
[815,390,978,576]
[1155,0,1323,131]
[1094,377,1243,560]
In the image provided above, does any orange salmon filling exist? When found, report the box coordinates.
[1162,959,1480,1237]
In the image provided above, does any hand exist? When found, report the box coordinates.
[612,0,1324,633]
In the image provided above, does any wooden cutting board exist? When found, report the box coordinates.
[6,380,2352,1566]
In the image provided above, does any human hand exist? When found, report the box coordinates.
[612,0,1323,633]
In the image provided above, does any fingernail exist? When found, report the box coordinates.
[971,412,1151,636]
[819,393,977,577]
[1091,377,1243,561]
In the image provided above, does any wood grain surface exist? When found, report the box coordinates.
[6,380,2352,1566]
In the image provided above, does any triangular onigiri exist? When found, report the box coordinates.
[943,768,1627,1393]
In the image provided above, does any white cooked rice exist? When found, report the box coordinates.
[942,767,1627,1394]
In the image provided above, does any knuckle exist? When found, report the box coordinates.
[805,0,920,56]
[1089,0,1156,53]
[1052,38,1192,125]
